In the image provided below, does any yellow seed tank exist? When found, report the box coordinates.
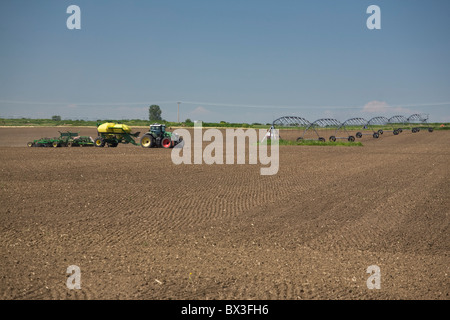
[97,123,132,134]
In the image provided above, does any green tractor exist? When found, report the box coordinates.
[140,123,182,148]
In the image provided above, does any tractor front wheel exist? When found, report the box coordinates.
[94,137,105,147]
[140,134,155,148]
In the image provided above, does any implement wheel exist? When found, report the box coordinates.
[140,134,155,148]
[94,137,105,147]
[27,142,33,147]
[52,141,59,148]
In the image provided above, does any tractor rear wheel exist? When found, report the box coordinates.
[140,134,155,148]
[94,137,105,147]
[161,137,172,148]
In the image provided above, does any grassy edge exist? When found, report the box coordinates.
[258,139,363,147]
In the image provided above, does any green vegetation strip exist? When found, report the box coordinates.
[0,118,448,131]
[260,139,363,147]
[0,118,271,128]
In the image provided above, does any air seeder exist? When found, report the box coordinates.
[94,122,141,147]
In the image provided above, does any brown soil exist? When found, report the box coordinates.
[0,127,448,300]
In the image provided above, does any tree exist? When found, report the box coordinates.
[185,118,192,123]
[52,115,61,121]
[149,105,162,121]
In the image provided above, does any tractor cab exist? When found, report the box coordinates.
[150,124,166,137]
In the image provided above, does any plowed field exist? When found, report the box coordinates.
[0,127,448,299]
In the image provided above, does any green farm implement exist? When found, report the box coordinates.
[27,131,94,147]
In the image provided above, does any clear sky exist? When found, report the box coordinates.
[1,0,449,123]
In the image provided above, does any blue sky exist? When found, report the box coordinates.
[0,0,449,123]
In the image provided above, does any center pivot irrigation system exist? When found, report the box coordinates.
[271,113,434,142]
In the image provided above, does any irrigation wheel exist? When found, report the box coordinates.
[378,129,384,135]
[393,129,399,135]
[356,132,362,138]
[329,136,336,142]
[348,136,355,142]
[373,132,379,139]
[318,137,326,142]
[296,137,303,142]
